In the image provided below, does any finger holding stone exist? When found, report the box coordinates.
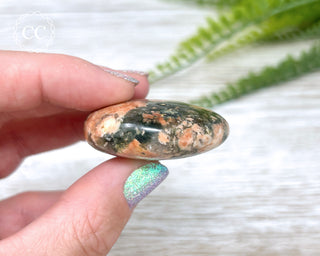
[0,112,86,178]
[0,191,62,239]
[0,51,149,112]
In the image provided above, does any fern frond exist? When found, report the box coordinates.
[190,41,320,108]
[149,0,320,83]
[206,3,320,60]
[265,19,320,42]
[206,26,264,61]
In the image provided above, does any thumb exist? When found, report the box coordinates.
[0,158,168,256]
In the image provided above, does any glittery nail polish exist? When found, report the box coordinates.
[100,67,139,86]
[124,163,169,208]
[121,70,149,77]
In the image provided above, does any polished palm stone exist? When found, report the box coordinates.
[84,100,229,160]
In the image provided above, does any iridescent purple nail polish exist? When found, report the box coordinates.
[124,163,169,208]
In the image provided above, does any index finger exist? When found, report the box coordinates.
[0,51,149,112]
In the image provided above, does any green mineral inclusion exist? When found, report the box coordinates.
[104,101,223,155]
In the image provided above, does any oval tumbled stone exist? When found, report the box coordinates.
[84,100,229,160]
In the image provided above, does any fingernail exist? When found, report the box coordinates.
[100,67,139,86]
[124,163,169,208]
[121,70,149,77]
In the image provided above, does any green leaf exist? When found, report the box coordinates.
[149,0,320,83]
[190,41,320,107]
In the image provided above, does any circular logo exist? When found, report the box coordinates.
[13,12,55,52]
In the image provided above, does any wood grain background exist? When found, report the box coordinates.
[0,1,319,255]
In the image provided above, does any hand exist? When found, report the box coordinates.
[0,51,166,255]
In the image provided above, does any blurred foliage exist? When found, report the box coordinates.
[150,0,320,107]
[191,42,320,107]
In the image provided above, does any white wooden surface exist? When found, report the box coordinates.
[1,1,320,255]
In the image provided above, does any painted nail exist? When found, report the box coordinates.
[121,70,149,77]
[100,67,139,86]
[124,163,169,208]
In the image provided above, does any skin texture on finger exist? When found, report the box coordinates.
[115,70,149,100]
[0,75,149,127]
[0,158,148,256]
[132,76,149,99]
[0,51,149,178]
[0,103,68,127]
[0,191,62,239]
[0,51,149,112]
[0,112,87,178]
[0,76,149,179]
